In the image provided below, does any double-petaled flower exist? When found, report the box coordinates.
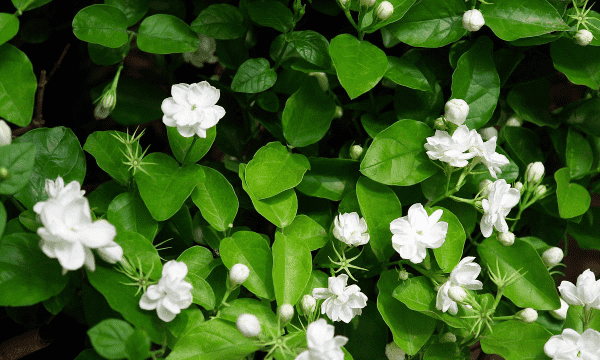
[480,179,520,238]
[313,274,368,323]
[436,257,483,315]
[295,319,348,360]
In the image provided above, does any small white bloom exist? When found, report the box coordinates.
[462,9,485,32]
[229,263,250,287]
[300,294,317,316]
[480,179,520,237]
[448,286,467,303]
[295,319,348,360]
[436,281,459,315]
[542,247,564,268]
[478,126,498,141]
[350,145,363,160]
[439,333,457,343]
[375,1,394,21]
[514,181,524,192]
[436,257,483,315]
[425,125,477,168]
[469,133,509,179]
[558,269,600,309]
[550,298,569,321]
[479,179,493,197]
[278,304,294,322]
[526,162,545,184]
[161,81,225,138]
[309,72,329,92]
[444,99,469,125]
[312,274,368,323]
[574,29,594,46]
[517,308,538,323]
[333,212,370,247]
[390,203,448,264]
[534,184,548,198]
[505,115,522,127]
[544,328,600,360]
[360,0,376,9]
[0,119,12,145]
[183,34,218,68]
[236,313,261,337]
[139,260,193,322]
[385,341,406,360]
[497,232,515,246]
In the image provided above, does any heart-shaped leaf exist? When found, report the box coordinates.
[555,167,591,219]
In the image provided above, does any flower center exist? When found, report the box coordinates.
[191,104,196,110]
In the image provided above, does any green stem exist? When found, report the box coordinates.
[448,195,477,205]
[180,136,198,165]
[491,288,504,311]
[273,39,291,72]
[492,315,517,321]
[343,9,360,34]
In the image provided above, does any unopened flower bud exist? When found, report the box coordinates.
[278,303,294,322]
[193,226,205,245]
[462,9,485,32]
[448,286,467,303]
[444,99,469,125]
[350,145,363,160]
[517,308,538,323]
[94,104,111,119]
[498,232,515,247]
[550,298,569,320]
[534,185,547,198]
[229,263,250,287]
[398,269,409,281]
[339,0,349,8]
[514,181,524,192]
[479,179,493,197]
[101,92,116,109]
[360,0,376,9]
[542,247,564,268]
[574,29,593,46]
[505,115,522,127]
[309,72,329,92]
[236,314,261,337]
[0,168,9,180]
[439,332,457,343]
[385,341,406,360]
[478,126,498,141]
[0,120,11,146]
[526,162,545,184]
[300,294,316,315]
[433,117,447,130]
[375,1,394,21]
[334,106,343,119]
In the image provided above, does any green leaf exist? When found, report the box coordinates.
[329,34,388,99]
[288,30,332,69]
[115,231,162,280]
[480,321,552,360]
[186,273,215,310]
[430,207,465,272]
[279,215,328,251]
[0,143,36,195]
[272,232,312,306]
[134,153,204,221]
[392,83,444,123]
[220,298,278,335]
[296,157,360,201]
[104,0,149,27]
[386,0,467,48]
[356,176,401,262]
[245,142,310,199]
[385,52,436,93]
[100,79,165,126]
[0,13,19,46]
[377,271,435,355]
[177,246,219,279]
[451,36,500,130]
[88,181,126,216]
[555,167,591,219]
[282,77,336,147]
[13,127,86,209]
[0,202,6,239]
[360,120,437,186]
[74,349,104,360]
[88,319,134,360]
[231,58,277,93]
[72,5,128,48]
[107,192,158,241]
[220,231,276,300]
[247,0,294,33]
[502,126,544,167]
[567,127,593,179]
[167,125,215,166]
[423,343,463,360]
[568,207,600,250]
[477,237,561,310]
[551,37,600,90]
[256,91,280,112]
[362,0,418,33]
[480,0,568,41]
[11,0,51,12]
[192,166,238,231]
[84,130,139,185]
[507,79,557,128]
[88,42,128,66]
[137,14,199,54]
[0,233,70,306]
[0,44,37,126]
[191,4,246,40]
[125,328,151,360]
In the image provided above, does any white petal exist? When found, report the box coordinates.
[77,219,117,248]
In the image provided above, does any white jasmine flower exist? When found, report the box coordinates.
[478,126,498,141]
[312,274,368,323]
[390,203,448,264]
[525,162,545,184]
[544,328,600,360]
[183,34,218,68]
[448,286,467,303]
[39,176,85,202]
[436,257,483,315]
[517,308,538,323]
[229,263,250,287]
[236,313,262,337]
[505,115,522,127]
[550,298,569,321]
[436,281,459,315]
[514,181,524,192]
[542,247,564,268]
[479,179,493,197]
[385,341,406,360]
[296,319,348,360]
[301,294,317,316]
[424,125,477,168]
[278,304,294,322]
[161,81,225,138]
[497,232,515,246]
[375,1,394,21]
[462,9,485,32]
[558,269,600,309]
[469,134,509,179]
[333,212,370,247]
[574,29,593,46]
[139,260,193,322]
[0,119,11,145]
[480,179,520,238]
[444,99,469,125]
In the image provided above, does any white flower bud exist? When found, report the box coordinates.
[517,308,538,323]
[0,120,12,146]
[360,0,376,9]
[462,9,485,32]
[534,184,547,198]
[236,314,261,337]
[550,298,569,321]
[479,179,493,197]
[229,263,250,286]
[514,181,524,193]
[448,286,467,303]
[439,332,457,343]
[542,247,564,268]
[350,145,363,160]
[498,232,515,247]
[278,303,294,322]
[526,162,545,184]
[334,106,343,119]
[375,1,394,21]
[478,126,498,141]
[505,115,522,127]
[444,99,469,125]
[101,92,116,109]
[574,29,593,46]
[94,105,111,119]
[309,72,329,92]
[300,294,317,315]
[385,341,406,360]
[192,226,205,245]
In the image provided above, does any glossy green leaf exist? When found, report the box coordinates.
[88,319,134,360]
[0,13,19,46]
[385,51,436,93]
[551,38,600,90]
[279,215,328,251]
[134,153,204,221]
[430,207,465,272]
[329,34,388,99]
[502,126,544,167]
[555,167,591,219]
[272,232,312,306]
[568,207,600,250]
[567,127,593,179]
[296,157,360,201]
[115,231,162,280]
[507,79,557,128]
[177,246,219,279]
[0,233,69,306]
[88,181,126,215]
[480,321,552,360]
[107,192,158,241]
[360,120,437,186]
[231,58,277,93]
[72,5,128,48]
[220,231,275,300]
[105,0,149,27]
[386,0,467,48]
[191,4,246,40]
[288,30,332,69]
[256,91,280,112]
[11,0,51,11]
[74,349,104,360]
[282,77,336,147]
[451,36,500,130]
[423,343,463,360]
[125,328,151,360]
[101,79,164,126]
[247,0,293,33]
[477,237,561,310]
[0,202,6,239]
[363,0,417,33]
[167,122,215,165]
[245,142,310,199]
[137,14,198,54]
[84,130,140,185]
[186,272,215,310]
[192,166,238,231]
[0,44,37,126]
[392,83,444,123]
[88,43,128,66]
[480,0,568,41]
[0,143,36,195]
